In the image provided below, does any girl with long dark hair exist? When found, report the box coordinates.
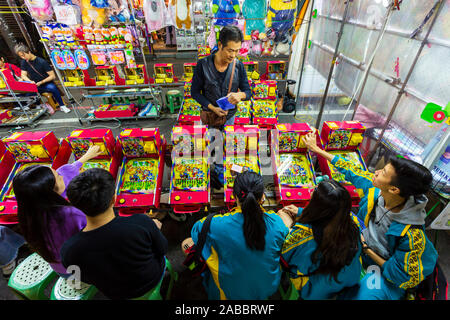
[279,180,362,299]
[13,145,101,277]
[184,171,289,299]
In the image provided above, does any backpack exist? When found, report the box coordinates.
[409,261,448,300]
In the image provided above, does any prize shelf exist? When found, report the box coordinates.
[0,95,46,128]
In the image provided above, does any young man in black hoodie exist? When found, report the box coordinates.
[60,168,168,299]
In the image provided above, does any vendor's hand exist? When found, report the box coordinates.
[79,145,102,163]
[227,92,244,105]
[302,131,320,153]
[153,219,162,230]
[211,105,228,117]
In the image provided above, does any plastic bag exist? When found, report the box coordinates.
[144,0,169,32]
[24,0,54,23]
[242,0,267,37]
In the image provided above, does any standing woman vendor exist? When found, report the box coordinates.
[302,131,438,300]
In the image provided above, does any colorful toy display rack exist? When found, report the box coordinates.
[182,63,197,82]
[93,103,138,118]
[235,100,252,125]
[223,125,261,208]
[95,66,126,86]
[169,125,210,215]
[66,129,123,179]
[317,121,367,207]
[177,98,202,125]
[271,123,318,207]
[266,61,286,81]
[114,128,166,216]
[0,131,71,224]
[243,61,260,81]
[251,80,278,127]
[125,64,149,85]
[153,63,176,84]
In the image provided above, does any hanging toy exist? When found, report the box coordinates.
[212,0,240,27]
[62,26,76,47]
[54,2,82,25]
[93,27,104,44]
[83,26,95,44]
[110,26,119,44]
[81,0,106,26]
[51,49,67,70]
[101,27,112,44]
[143,0,165,32]
[109,0,131,22]
[90,0,109,8]
[74,49,90,69]
[242,0,266,37]
[52,25,66,47]
[62,49,77,69]
[41,23,54,42]
[172,0,192,30]
[24,0,54,23]
[267,0,297,42]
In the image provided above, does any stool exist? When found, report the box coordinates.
[7,253,57,300]
[50,277,98,300]
[41,92,59,111]
[165,90,183,114]
[132,257,178,300]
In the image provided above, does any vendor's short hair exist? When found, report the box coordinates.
[14,43,31,55]
[218,25,243,48]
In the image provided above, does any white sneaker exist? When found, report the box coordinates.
[60,105,71,113]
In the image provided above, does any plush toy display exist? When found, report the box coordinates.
[172,0,192,29]
[144,0,166,32]
[25,0,54,22]
[212,0,240,27]
[109,0,131,22]
[242,0,266,37]
[41,23,54,41]
[267,0,297,41]
[81,0,106,25]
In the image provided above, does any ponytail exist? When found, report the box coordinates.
[233,171,266,251]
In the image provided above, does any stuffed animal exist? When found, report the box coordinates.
[83,26,95,44]
[172,0,192,29]
[52,26,66,46]
[24,0,53,23]
[212,0,240,27]
[242,0,266,37]
[273,31,292,56]
[41,23,53,42]
[143,0,166,32]
[267,0,297,41]
[109,0,131,22]
[81,0,106,26]
[62,26,76,47]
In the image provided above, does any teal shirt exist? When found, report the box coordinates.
[330,155,438,290]
[191,207,289,300]
[281,207,363,299]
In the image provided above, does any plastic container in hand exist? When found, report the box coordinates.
[216,96,235,111]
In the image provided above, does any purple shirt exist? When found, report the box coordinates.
[45,161,86,274]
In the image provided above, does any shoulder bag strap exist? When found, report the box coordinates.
[26,59,45,78]
[194,213,216,261]
[227,59,237,95]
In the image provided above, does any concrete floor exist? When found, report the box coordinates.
[0,98,448,300]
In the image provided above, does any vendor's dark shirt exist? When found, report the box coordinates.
[191,54,252,119]
[20,57,52,83]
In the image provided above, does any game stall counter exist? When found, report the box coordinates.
[114,128,166,216]
[223,125,261,209]
[66,128,122,179]
[271,123,318,207]
[177,98,202,125]
[251,80,278,128]
[317,121,368,207]
[235,100,252,125]
[0,131,72,224]
[169,125,210,221]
